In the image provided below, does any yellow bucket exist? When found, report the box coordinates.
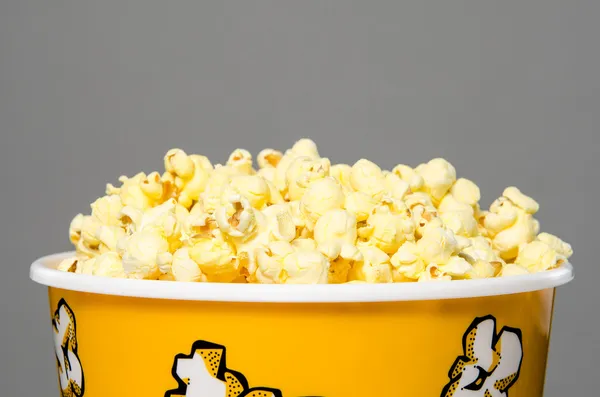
[31,252,573,397]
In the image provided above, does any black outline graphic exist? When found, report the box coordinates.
[52,298,85,397]
[165,340,283,397]
[441,315,523,397]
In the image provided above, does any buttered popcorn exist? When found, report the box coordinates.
[58,139,573,283]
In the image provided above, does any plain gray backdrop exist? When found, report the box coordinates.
[1,1,598,395]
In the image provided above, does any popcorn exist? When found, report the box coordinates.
[384,173,411,200]
[261,204,297,243]
[438,255,473,278]
[499,263,529,277]
[314,209,357,246]
[392,164,424,191]
[358,205,414,254]
[418,264,452,282]
[281,249,330,284]
[177,156,212,208]
[416,158,456,203]
[118,230,169,279]
[416,225,458,265]
[285,157,330,201]
[165,149,195,179]
[60,139,572,284]
[515,240,565,272]
[57,257,78,273]
[291,138,320,159]
[229,175,271,209]
[300,177,345,227]
[537,232,573,259]
[348,246,393,283]
[449,178,481,208]
[350,159,387,200]
[257,148,283,169]
[254,241,295,283]
[110,173,158,211]
[291,238,318,251]
[92,252,127,278]
[90,195,123,226]
[319,243,362,283]
[201,171,231,214]
[227,149,254,175]
[390,241,425,280]
[69,214,84,245]
[344,192,378,222]
[330,164,353,190]
[483,187,540,260]
[188,233,238,282]
[405,193,442,238]
[439,210,478,237]
[171,248,206,282]
[214,194,258,240]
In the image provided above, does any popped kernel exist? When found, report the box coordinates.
[254,241,295,283]
[227,149,254,175]
[282,249,330,284]
[499,263,529,277]
[171,248,206,282]
[537,232,573,259]
[515,240,565,272]
[438,255,473,278]
[350,159,387,200]
[418,264,452,282]
[177,155,212,208]
[416,158,456,203]
[57,257,78,273]
[344,191,378,222]
[257,148,283,169]
[214,194,258,240]
[229,175,271,209]
[318,242,362,283]
[300,177,345,227]
[392,164,424,191]
[93,252,127,278]
[390,241,425,280]
[416,225,458,265]
[314,209,358,246]
[348,246,393,283]
[188,233,238,282]
[286,157,330,201]
[330,164,353,190]
[61,139,572,284]
[384,173,411,200]
[118,230,168,279]
[483,187,540,260]
[358,205,414,254]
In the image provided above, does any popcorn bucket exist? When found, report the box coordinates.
[31,252,573,397]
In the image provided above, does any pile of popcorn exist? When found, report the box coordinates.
[58,139,573,284]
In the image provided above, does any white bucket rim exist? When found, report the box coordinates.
[30,251,573,303]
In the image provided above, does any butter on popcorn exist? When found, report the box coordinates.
[60,139,572,284]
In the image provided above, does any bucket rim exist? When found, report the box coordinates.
[30,251,573,303]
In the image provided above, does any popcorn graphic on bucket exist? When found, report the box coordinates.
[52,299,84,397]
[442,316,523,397]
[165,340,282,397]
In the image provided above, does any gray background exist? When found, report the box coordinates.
[0,0,597,395]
